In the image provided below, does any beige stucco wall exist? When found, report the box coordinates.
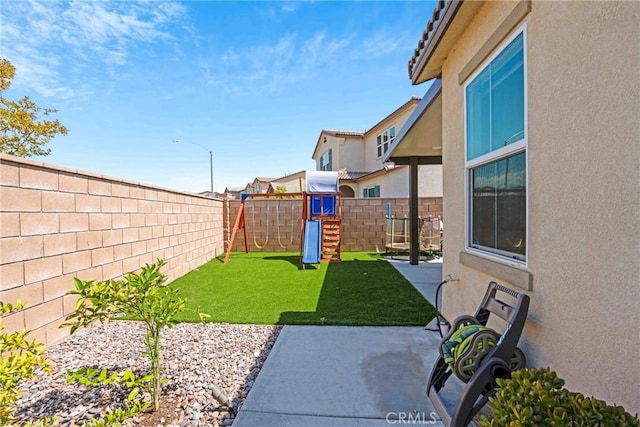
[356,166,443,198]
[316,135,365,172]
[439,1,639,412]
[363,108,416,171]
[338,136,366,171]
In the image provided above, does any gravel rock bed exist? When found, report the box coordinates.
[16,321,282,426]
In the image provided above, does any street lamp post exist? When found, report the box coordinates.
[174,139,214,195]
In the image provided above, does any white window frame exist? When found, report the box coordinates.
[376,126,396,158]
[463,24,528,265]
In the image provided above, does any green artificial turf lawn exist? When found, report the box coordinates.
[171,252,436,326]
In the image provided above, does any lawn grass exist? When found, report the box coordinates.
[171,252,435,326]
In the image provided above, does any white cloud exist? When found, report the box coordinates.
[0,0,187,100]
[281,3,299,13]
[202,31,351,96]
[362,34,401,58]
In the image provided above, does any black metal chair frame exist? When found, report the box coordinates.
[426,281,530,426]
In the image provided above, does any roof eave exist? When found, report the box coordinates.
[365,97,421,136]
[410,1,484,85]
[383,78,442,164]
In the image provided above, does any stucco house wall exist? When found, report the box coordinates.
[315,134,365,172]
[438,1,639,411]
[336,136,366,172]
[363,107,416,171]
[356,165,443,198]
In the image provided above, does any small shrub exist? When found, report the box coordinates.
[480,367,639,427]
[0,300,51,426]
[66,368,150,426]
[62,259,209,412]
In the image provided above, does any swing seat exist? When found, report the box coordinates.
[426,281,530,426]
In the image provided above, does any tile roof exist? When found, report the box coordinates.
[408,0,447,79]
[338,171,372,180]
[337,165,406,182]
[322,130,365,138]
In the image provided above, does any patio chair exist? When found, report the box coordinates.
[426,281,530,426]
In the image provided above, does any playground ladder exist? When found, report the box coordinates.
[321,219,341,263]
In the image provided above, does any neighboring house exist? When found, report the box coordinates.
[266,170,307,194]
[222,186,244,199]
[244,177,276,194]
[311,98,443,198]
[386,0,639,412]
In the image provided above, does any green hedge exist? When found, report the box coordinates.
[480,368,639,427]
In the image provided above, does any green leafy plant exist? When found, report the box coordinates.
[0,300,52,426]
[480,367,639,427]
[0,59,68,157]
[62,260,209,411]
[66,368,151,426]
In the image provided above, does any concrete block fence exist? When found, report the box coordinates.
[0,154,224,346]
[223,197,443,253]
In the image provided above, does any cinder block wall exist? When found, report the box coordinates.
[224,197,442,253]
[0,154,223,346]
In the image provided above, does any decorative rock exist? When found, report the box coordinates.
[15,322,281,427]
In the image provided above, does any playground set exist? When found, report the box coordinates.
[385,208,443,257]
[223,171,342,266]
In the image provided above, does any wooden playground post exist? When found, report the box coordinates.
[224,192,305,264]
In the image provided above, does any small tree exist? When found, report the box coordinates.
[0,301,51,425]
[0,58,68,157]
[62,260,208,411]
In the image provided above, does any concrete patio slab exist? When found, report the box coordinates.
[233,326,446,426]
[386,257,443,308]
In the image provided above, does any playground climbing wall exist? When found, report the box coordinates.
[223,197,442,253]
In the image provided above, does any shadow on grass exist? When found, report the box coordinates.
[261,254,317,270]
[277,257,435,326]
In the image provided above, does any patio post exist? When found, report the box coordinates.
[409,156,420,265]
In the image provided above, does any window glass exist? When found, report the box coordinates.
[376,126,395,157]
[465,28,526,261]
[466,68,491,160]
[466,32,524,161]
[491,34,524,149]
[320,149,332,171]
[471,152,526,258]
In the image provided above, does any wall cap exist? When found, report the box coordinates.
[0,153,220,201]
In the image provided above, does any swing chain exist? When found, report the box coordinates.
[250,198,269,249]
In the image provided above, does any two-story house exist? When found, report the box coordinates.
[311,97,442,198]
[243,177,276,195]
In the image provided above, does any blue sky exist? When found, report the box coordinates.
[1,1,436,193]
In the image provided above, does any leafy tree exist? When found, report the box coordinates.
[62,260,209,411]
[0,58,68,157]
